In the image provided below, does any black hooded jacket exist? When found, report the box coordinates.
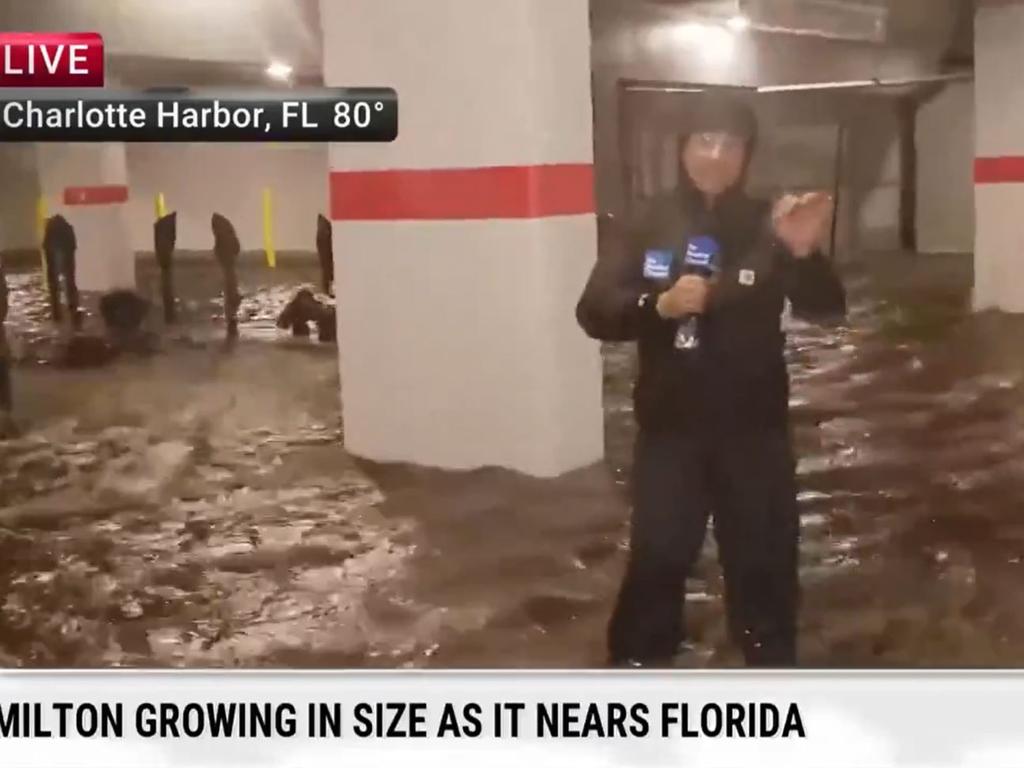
[576,98,846,436]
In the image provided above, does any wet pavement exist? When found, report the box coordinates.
[2,253,1024,668]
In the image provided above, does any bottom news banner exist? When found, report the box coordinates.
[0,671,1021,767]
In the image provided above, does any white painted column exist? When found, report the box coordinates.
[35,142,134,292]
[321,0,603,478]
[974,1,1024,311]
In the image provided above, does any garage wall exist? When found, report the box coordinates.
[125,143,328,253]
[0,144,42,252]
[916,81,975,254]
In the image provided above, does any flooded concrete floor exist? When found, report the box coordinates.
[2,253,1024,668]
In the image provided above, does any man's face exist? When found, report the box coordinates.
[682,131,747,199]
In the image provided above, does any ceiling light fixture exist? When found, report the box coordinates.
[671,22,707,44]
[726,14,751,32]
[266,61,293,82]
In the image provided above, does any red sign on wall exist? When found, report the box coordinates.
[0,33,104,88]
[64,185,128,206]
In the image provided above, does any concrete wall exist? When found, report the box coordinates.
[0,145,41,251]
[0,143,328,256]
[125,143,328,253]
[843,98,902,252]
[0,142,329,257]
[916,81,975,254]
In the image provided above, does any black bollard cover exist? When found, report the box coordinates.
[154,211,178,324]
[211,213,241,340]
[0,261,10,414]
[42,214,82,329]
[316,213,334,296]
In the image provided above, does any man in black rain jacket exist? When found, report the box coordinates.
[577,93,846,667]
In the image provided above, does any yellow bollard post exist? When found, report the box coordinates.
[35,195,48,280]
[155,192,167,220]
[262,187,276,269]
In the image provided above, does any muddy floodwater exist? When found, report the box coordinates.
[2,253,1024,668]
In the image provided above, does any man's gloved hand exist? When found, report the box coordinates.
[655,274,714,319]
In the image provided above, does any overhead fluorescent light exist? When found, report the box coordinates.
[741,0,888,43]
[758,80,875,93]
[625,86,706,93]
[266,61,293,82]
[757,72,974,94]
[726,15,751,32]
[876,72,974,88]
[671,22,708,44]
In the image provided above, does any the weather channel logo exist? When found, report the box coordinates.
[643,249,673,280]
[0,33,104,87]
[685,236,720,269]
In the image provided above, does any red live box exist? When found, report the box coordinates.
[0,32,104,87]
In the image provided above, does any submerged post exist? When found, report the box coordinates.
[41,214,82,330]
[0,261,11,423]
[154,212,178,324]
[211,213,241,341]
[316,213,334,296]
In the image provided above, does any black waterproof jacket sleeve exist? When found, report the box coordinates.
[783,249,847,322]
[576,207,676,342]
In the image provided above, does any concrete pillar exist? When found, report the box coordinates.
[974,1,1024,311]
[35,143,134,292]
[321,0,603,477]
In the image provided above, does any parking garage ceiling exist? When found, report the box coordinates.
[0,0,975,89]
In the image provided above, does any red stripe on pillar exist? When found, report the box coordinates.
[975,157,1024,184]
[63,185,129,206]
[329,164,595,221]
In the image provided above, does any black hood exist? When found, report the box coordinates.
[677,91,759,213]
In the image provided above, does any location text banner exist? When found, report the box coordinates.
[1,671,1024,767]
[0,87,398,142]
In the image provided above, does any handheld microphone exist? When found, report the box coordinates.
[674,235,721,351]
